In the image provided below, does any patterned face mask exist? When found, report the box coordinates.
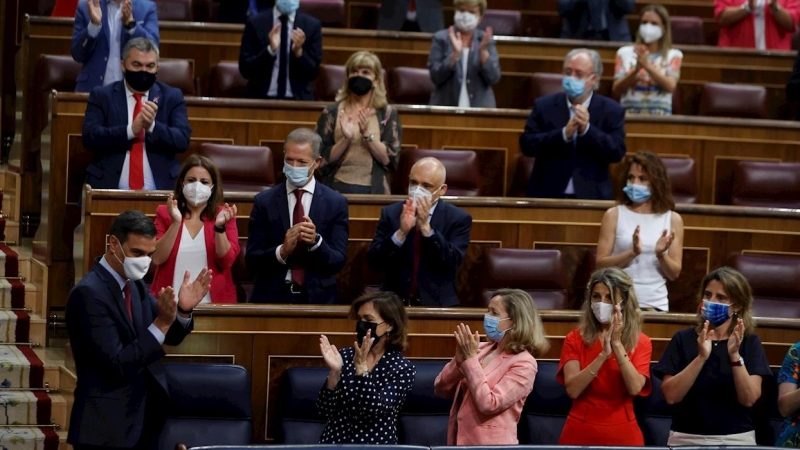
[701,299,730,327]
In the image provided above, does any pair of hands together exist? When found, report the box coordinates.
[280,215,318,260]
[448,25,493,55]
[319,330,375,376]
[153,268,212,333]
[166,194,238,228]
[630,226,676,257]
[697,318,746,361]
[565,104,590,139]
[268,22,306,57]
[398,195,433,239]
[87,0,133,26]
[599,305,625,358]
[340,108,375,140]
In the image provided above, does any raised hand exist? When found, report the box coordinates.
[121,0,133,24]
[573,104,590,133]
[611,304,623,345]
[632,225,642,255]
[88,0,102,26]
[358,108,374,135]
[319,334,343,373]
[340,114,356,140]
[279,224,301,260]
[415,194,433,235]
[140,101,158,129]
[697,320,713,361]
[268,22,281,53]
[479,26,493,52]
[728,318,745,358]
[167,193,181,224]
[154,286,177,333]
[448,26,463,54]
[290,28,306,57]
[454,323,479,360]
[177,267,211,311]
[601,328,613,358]
[634,44,650,69]
[215,203,237,228]
[564,116,579,140]
[655,229,675,256]
[298,215,317,245]
[353,328,374,374]
[399,198,416,236]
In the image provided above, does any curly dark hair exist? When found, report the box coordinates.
[616,151,675,213]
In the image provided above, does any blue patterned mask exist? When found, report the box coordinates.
[484,314,511,342]
[702,299,730,327]
[276,0,300,15]
[562,76,587,99]
[623,184,651,203]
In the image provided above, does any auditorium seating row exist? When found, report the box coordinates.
[273,360,784,447]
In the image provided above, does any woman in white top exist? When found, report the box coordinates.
[596,151,684,311]
[612,5,683,115]
[428,0,501,108]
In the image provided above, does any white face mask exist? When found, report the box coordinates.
[113,241,151,281]
[454,11,479,33]
[182,181,213,207]
[591,302,615,324]
[408,185,441,208]
[639,23,663,44]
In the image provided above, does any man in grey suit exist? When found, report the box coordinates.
[377,0,444,33]
[558,0,634,41]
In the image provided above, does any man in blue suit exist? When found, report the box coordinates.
[519,48,626,200]
[66,210,210,449]
[82,38,191,191]
[71,0,159,93]
[367,157,472,307]
[238,0,322,100]
[246,128,349,304]
[557,0,634,41]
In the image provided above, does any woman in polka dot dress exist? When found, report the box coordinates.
[434,288,550,445]
[318,291,416,444]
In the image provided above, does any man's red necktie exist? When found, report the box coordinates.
[129,93,145,190]
[291,189,306,286]
[124,281,133,322]
[409,0,416,12]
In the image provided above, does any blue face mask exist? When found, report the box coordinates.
[562,76,587,99]
[484,314,512,343]
[283,161,312,187]
[623,184,651,203]
[276,0,300,15]
[701,299,731,328]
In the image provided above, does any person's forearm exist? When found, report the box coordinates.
[778,386,800,417]
[644,67,677,93]
[662,355,706,404]
[152,222,180,265]
[597,248,637,269]
[215,229,232,258]
[366,140,390,166]
[772,4,796,31]
[327,137,352,163]
[612,69,639,98]
[565,354,608,399]
[732,364,761,407]
[657,252,682,280]
[614,343,646,395]
[718,6,751,26]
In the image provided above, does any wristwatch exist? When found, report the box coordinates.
[124,19,137,30]
[731,356,745,367]
[363,134,375,143]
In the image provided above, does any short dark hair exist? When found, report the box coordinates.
[349,291,409,352]
[109,210,156,244]
[122,37,160,61]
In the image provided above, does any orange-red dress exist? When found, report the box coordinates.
[556,329,652,446]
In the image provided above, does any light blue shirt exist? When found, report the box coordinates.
[98,255,191,344]
[561,92,593,195]
[266,6,296,98]
[87,0,134,86]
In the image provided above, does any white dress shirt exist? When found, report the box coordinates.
[753,0,767,50]
[86,0,135,86]
[276,178,324,281]
[118,84,157,190]
[266,6,296,98]
[561,92,593,195]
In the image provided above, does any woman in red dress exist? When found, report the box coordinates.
[557,267,653,445]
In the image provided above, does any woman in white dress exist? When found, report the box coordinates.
[596,151,684,311]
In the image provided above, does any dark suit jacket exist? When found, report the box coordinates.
[367,199,472,307]
[71,0,160,92]
[238,10,322,100]
[787,49,800,120]
[66,257,192,447]
[246,181,349,304]
[519,92,626,200]
[82,80,192,190]
[377,0,444,32]
[214,0,271,23]
[557,0,634,42]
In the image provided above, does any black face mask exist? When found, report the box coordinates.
[356,320,385,348]
[348,76,374,96]
[125,69,157,93]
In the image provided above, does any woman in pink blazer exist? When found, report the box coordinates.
[434,288,550,445]
[151,154,240,303]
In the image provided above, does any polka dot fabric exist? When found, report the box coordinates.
[317,346,416,444]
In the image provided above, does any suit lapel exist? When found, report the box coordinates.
[308,183,324,225]
[148,82,162,106]
[274,183,290,230]
[587,94,603,126]
[113,82,128,129]
[430,199,447,232]
[101,0,110,46]
[555,93,571,128]
[94,260,136,337]
[129,280,145,334]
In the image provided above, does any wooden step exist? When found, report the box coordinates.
[14,246,47,316]
[0,166,21,223]
[57,431,68,450]
[49,393,67,432]
[2,219,19,244]
[29,315,46,347]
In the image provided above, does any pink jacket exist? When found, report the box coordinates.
[434,342,538,445]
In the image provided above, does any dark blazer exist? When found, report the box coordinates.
[246,181,349,304]
[71,0,160,93]
[557,0,634,42]
[82,80,192,190]
[519,92,626,200]
[214,0,271,23]
[377,0,444,32]
[428,28,501,108]
[367,199,472,307]
[66,257,192,447]
[787,50,800,120]
[238,10,322,100]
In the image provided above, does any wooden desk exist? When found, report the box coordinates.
[154,304,800,443]
[38,94,800,313]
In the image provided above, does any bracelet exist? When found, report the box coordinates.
[177,304,193,315]
[588,367,598,378]
[214,224,226,233]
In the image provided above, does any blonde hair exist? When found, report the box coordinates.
[335,51,388,109]
[694,267,756,336]
[579,268,643,352]
[493,289,550,357]
[454,0,487,14]
[635,5,673,55]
